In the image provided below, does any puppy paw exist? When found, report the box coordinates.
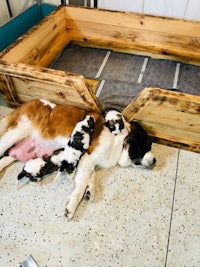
[29,177,42,185]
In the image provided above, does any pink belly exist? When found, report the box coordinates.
[8,137,54,162]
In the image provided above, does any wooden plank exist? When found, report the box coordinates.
[135,105,200,136]
[122,88,200,153]
[0,60,103,112]
[141,121,200,144]
[123,88,200,121]
[64,6,200,37]
[12,77,82,103]
[0,6,70,67]
[141,122,200,154]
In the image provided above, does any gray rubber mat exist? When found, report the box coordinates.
[178,64,200,95]
[141,58,177,89]
[100,52,144,83]
[50,45,200,110]
[49,45,107,78]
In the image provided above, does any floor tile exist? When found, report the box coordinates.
[0,144,178,267]
[166,150,200,267]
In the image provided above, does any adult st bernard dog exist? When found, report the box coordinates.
[0,99,156,219]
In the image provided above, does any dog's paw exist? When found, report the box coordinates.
[64,203,74,220]
[84,185,94,201]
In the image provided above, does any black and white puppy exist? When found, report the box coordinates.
[52,115,95,182]
[104,110,127,136]
[17,149,63,184]
[17,115,95,186]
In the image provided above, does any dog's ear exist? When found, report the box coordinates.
[126,121,152,160]
[87,116,95,132]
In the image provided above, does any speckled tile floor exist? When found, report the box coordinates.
[0,129,200,267]
[1,46,200,266]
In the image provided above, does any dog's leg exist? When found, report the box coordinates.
[0,156,17,173]
[84,171,96,201]
[65,182,88,219]
[0,117,32,157]
[0,129,26,157]
[65,154,95,219]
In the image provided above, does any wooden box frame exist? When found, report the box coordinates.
[0,5,199,152]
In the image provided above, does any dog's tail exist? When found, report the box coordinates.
[0,156,17,173]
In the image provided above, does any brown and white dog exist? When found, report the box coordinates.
[0,99,156,219]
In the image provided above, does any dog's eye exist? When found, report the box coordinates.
[106,123,116,132]
[109,125,115,130]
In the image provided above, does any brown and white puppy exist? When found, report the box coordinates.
[0,99,156,219]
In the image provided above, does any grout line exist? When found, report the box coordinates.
[172,63,181,89]
[95,51,111,79]
[164,149,180,267]
[95,80,105,97]
[137,57,149,84]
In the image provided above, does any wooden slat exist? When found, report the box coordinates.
[12,77,81,103]
[135,104,200,134]
[0,6,70,67]
[0,60,103,112]
[141,122,200,154]
[64,6,200,37]
[123,88,200,120]
[122,88,200,153]
[135,107,200,142]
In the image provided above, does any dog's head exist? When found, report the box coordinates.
[80,115,95,134]
[104,110,127,136]
[68,115,95,152]
[118,121,156,168]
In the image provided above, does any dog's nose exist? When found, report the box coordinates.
[153,158,156,164]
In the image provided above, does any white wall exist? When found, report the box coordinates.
[0,0,35,26]
[98,0,200,21]
[43,0,61,4]
[8,0,35,17]
[0,1,10,26]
